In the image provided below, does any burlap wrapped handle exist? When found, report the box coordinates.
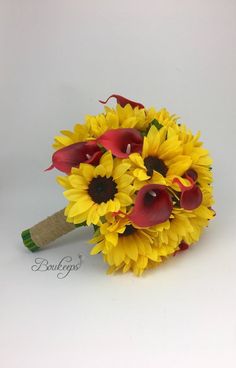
[21,209,76,252]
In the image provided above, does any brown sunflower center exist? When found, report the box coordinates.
[88,176,117,204]
[120,225,136,237]
[144,156,168,177]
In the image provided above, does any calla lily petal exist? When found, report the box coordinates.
[97,128,143,158]
[173,177,202,210]
[129,184,173,227]
[172,176,194,191]
[45,141,103,174]
[99,94,144,109]
[180,185,203,210]
[174,242,189,256]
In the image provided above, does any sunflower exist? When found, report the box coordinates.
[53,123,89,150]
[85,104,150,138]
[52,103,152,150]
[89,186,214,276]
[180,186,215,244]
[145,107,180,129]
[126,124,192,190]
[57,151,134,226]
[176,124,213,188]
[90,214,166,276]
[149,186,214,262]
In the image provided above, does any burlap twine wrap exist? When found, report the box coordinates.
[22,209,76,251]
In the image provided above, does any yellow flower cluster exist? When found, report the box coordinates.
[56,103,214,276]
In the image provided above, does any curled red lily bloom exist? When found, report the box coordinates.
[173,242,189,256]
[45,141,103,174]
[173,176,202,210]
[97,128,143,158]
[99,94,144,109]
[128,184,173,227]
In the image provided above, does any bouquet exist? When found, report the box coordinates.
[21,94,215,275]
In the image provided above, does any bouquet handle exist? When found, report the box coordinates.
[21,209,76,252]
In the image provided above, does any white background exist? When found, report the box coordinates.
[1,0,236,367]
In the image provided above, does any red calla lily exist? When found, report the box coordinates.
[173,242,189,256]
[45,141,103,174]
[99,94,144,109]
[173,176,202,210]
[129,184,173,227]
[97,128,143,158]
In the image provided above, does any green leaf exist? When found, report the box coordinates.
[150,119,163,130]
[140,130,147,137]
[93,224,99,232]
[75,221,87,228]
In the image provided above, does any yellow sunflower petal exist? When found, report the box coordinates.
[113,163,130,179]
[145,125,160,156]
[106,199,121,213]
[136,255,148,269]
[68,196,93,217]
[69,175,88,189]
[129,153,145,168]
[133,168,150,181]
[116,174,134,188]
[87,205,100,225]
[123,262,131,273]
[167,156,192,176]
[142,136,149,158]
[112,246,125,266]
[53,135,72,147]
[115,192,132,206]
[73,212,88,224]
[150,171,166,185]
[56,176,71,189]
[79,163,95,181]
[100,151,113,177]
[105,232,118,247]
[64,189,83,201]
[90,242,104,255]
[94,164,106,177]
[97,202,108,216]
[121,237,138,261]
